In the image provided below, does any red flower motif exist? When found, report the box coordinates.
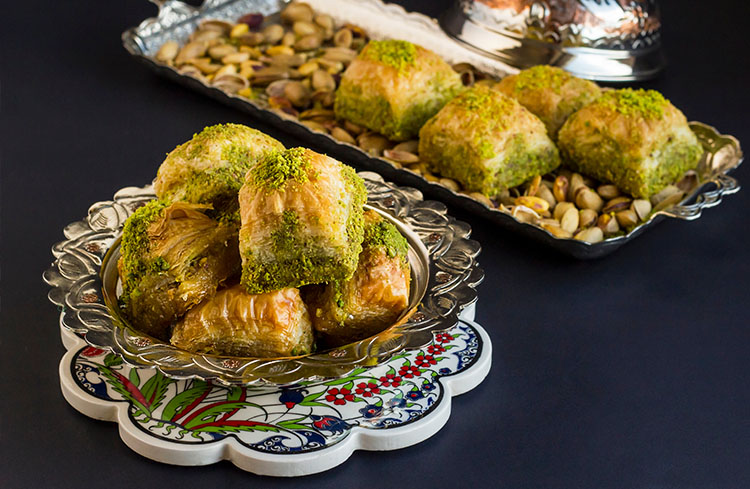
[434,333,454,344]
[355,382,380,397]
[399,365,421,378]
[379,373,401,387]
[81,346,106,357]
[415,354,437,367]
[325,387,354,405]
[427,344,446,355]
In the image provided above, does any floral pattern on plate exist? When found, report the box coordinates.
[70,321,483,454]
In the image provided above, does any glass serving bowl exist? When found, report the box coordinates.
[45,172,484,385]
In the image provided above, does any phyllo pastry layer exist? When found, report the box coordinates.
[496,65,601,140]
[419,85,560,196]
[170,285,313,357]
[558,88,703,199]
[305,210,410,347]
[334,39,463,141]
[118,201,241,340]
[154,123,284,221]
[239,148,367,294]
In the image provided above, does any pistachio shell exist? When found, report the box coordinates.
[468,192,493,207]
[553,201,576,221]
[526,175,542,197]
[238,32,265,46]
[283,81,311,107]
[333,28,353,48]
[251,66,290,85]
[156,40,179,62]
[311,69,336,91]
[208,43,237,60]
[293,21,318,37]
[652,192,685,213]
[560,207,579,234]
[439,178,460,192]
[295,34,322,51]
[392,140,419,154]
[331,126,356,144]
[575,187,604,212]
[212,73,249,93]
[631,199,652,221]
[596,184,620,200]
[175,41,207,65]
[553,175,569,203]
[536,183,557,208]
[574,227,604,243]
[230,23,249,39]
[267,45,295,56]
[511,206,540,224]
[578,209,598,228]
[191,29,223,43]
[269,53,306,67]
[214,63,237,78]
[199,20,233,34]
[281,32,297,47]
[601,196,632,214]
[314,14,334,32]
[222,52,250,64]
[357,132,390,156]
[615,209,638,228]
[322,47,357,63]
[567,173,586,201]
[297,60,318,76]
[263,24,285,44]
[515,196,549,214]
[188,57,222,74]
[343,120,364,135]
[281,2,314,24]
[596,213,620,235]
[541,223,573,239]
[650,185,682,206]
[383,149,419,164]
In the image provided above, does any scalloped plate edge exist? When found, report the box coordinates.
[58,314,491,476]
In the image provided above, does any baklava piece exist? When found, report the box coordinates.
[238,148,367,294]
[419,85,560,196]
[171,285,313,357]
[118,201,241,340]
[154,123,284,221]
[334,39,463,141]
[558,88,703,199]
[495,65,601,140]
[304,210,411,347]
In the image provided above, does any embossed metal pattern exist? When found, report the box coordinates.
[441,0,666,80]
[44,173,484,385]
[122,1,742,258]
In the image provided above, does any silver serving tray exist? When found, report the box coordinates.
[123,0,743,259]
[44,173,483,385]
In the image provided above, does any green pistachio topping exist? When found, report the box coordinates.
[171,123,248,160]
[513,65,568,94]
[598,88,668,119]
[454,85,516,126]
[251,147,311,189]
[363,216,408,261]
[119,200,169,296]
[362,40,417,73]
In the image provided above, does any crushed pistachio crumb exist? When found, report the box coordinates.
[363,215,408,260]
[362,40,417,73]
[513,65,567,93]
[251,147,312,189]
[598,88,668,119]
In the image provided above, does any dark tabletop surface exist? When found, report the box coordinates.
[2,1,749,487]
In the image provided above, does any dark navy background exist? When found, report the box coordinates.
[2,1,748,487]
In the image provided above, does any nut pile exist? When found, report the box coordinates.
[153,1,691,244]
[156,2,368,120]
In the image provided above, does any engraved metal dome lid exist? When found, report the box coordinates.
[441,0,665,81]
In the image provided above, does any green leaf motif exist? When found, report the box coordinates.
[140,372,173,410]
[161,380,211,422]
[129,368,140,388]
[104,353,123,367]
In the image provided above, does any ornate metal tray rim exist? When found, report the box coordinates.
[122,0,742,259]
[44,172,483,386]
